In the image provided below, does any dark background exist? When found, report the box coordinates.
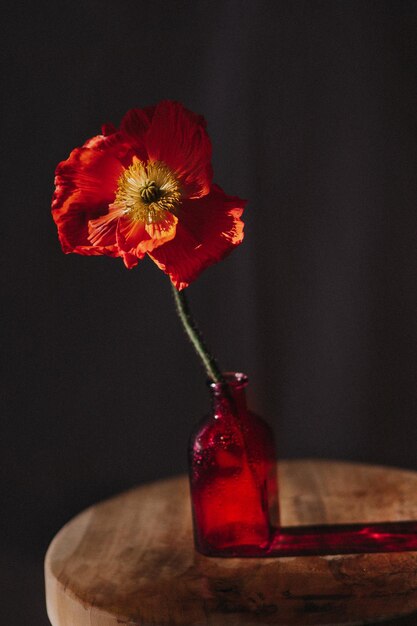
[2,1,417,624]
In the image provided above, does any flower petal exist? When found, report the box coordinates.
[120,106,155,162]
[145,212,178,242]
[52,146,125,256]
[82,131,136,168]
[116,217,155,268]
[149,184,245,289]
[145,101,212,199]
[101,122,117,136]
[87,205,124,247]
[115,210,179,270]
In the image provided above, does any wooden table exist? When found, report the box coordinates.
[45,459,417,625]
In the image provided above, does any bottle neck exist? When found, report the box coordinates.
[209,372,248,418]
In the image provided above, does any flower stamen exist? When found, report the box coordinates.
[114,159,181,224]
[140,181,161,204]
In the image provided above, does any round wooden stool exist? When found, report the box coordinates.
[45,459,417,625]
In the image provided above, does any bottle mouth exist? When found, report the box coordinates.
[208,372,248,393]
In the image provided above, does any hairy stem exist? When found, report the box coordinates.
[171,283,224,383]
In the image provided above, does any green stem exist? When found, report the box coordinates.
[171,283,224,383]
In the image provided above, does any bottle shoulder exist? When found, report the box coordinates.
[189,409,275,444]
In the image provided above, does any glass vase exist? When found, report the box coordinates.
[188,372,278,556]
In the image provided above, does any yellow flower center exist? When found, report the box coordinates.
[114,159,181,224]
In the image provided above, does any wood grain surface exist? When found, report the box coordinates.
[45,459,417,626]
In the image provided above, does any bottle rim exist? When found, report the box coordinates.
[208,372,248,393]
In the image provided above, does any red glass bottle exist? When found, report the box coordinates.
[188,372,278,556]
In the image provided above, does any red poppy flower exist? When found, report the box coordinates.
[52,101,245,289]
